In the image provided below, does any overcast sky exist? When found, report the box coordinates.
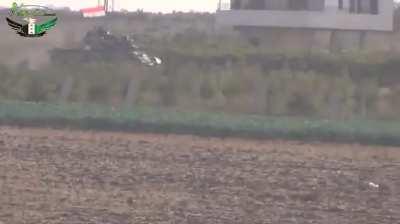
[0,0,219,12]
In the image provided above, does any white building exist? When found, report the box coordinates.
[216,0,394,31]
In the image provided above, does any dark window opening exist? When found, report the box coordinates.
[289,0,308,11]
[348,0,379,14]
[357,0,362,13]
[350,0,356,13]
[247,0,267,9]
[231,0,242,10]
[370,0,378,14]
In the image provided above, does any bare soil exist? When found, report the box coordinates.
[0,126,399,224]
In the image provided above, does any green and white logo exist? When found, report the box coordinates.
[6,2,57,37]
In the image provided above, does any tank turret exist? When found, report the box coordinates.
[50,26,162,66]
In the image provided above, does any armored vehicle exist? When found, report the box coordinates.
[50,27,162,66]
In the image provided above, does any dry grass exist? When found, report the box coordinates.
[0,126,399,224]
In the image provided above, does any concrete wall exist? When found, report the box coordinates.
[225,26,400,54]
[218,0,393,31]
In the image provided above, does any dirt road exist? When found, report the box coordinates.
[0,126,399,224]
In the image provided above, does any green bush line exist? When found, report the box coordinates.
[161,50,400,77]
[1,101,400,146]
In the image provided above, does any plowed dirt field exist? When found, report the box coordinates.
[0,126,399,224]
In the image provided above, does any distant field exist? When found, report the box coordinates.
[0,126,399,224]
[1,101,400,146]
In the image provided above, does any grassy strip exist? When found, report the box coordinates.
[0,101,400,146]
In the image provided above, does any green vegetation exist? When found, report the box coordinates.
[1,101,400,146]
[3,51,400,121]
[10,2,52,17]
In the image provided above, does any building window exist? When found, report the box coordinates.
[247,0,267,9]
[289,0,309,11]
[348,0,379,14]
[231,0,242,9]
[349,0,355,12]
[339,0,343,9]
[371,0,378,14]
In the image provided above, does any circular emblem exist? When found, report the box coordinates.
[6,2,58,37]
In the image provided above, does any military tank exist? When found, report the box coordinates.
[49,27,162,66]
